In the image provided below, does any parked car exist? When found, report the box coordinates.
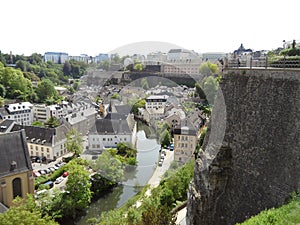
[55,177,64,184]
[62,171,69,177]
[38,170,46,175]
[44,180,54,189]
[55,163,62,168]
[35,189,48,199]
[33,171,41,177]
[48,167,56,172]
[44,168,51,174]
[53,165,59,170]
[158,161,163,167]
[169,143,174,151]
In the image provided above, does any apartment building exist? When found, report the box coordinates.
[0,102,34,125]
[173,120,197,164]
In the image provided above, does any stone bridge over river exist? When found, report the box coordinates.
[187,68,300,225]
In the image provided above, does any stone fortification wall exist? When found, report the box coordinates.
[187,68,300,225]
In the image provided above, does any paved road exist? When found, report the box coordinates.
[147,149,174,188]
[136,149,174,207]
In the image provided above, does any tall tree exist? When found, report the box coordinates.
[90,150,124,182]
[63,61,72,75]
[0,195,58,225]
[202,76,219,104]
[36,79,58,103]
[199,62,218,76]
[44,116,60,128]
[63,161,92,219]
[65,128,83,157]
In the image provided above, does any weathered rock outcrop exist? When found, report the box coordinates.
[187,69,300,225]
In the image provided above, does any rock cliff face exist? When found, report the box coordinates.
[187,69,300,225]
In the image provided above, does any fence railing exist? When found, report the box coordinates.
[227,56,300,69]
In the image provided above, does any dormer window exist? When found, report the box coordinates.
[10,161,17,171]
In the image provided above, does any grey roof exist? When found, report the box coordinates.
[104,113,128,120]
[94,119,131,135]
[0,120,16,133]
[174,118,197,135]
[114,105,131,115]
[0,130,32,178]
[10,124,68,146]
[0,202,8,213]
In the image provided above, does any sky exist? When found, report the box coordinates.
[1,0,299,56]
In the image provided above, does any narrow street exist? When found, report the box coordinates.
[136,149,174,207]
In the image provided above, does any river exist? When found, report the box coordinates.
[75,130,160,224]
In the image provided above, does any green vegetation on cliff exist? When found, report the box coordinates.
[237,193,300,225]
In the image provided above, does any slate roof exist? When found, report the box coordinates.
[104,113,128,120]
[0,130,32,178]
[0,120,15,133]
[0,202,8,213]
[10,124,68,146]
[114,105,131,115]
[94,119,131,135]
[173,118,197,135]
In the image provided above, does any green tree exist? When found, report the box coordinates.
[0,84,6,97]
[63,61,72,75]
[44,116,60,128]
[0,97,4,107]
[194,82,206,99]
[199,62,218,76]
[90,173,117,199]
[141,205,176,225]
[29,53,43,65]
[90,150,124,182]
[130,98,146,115]
[111,93,121,100]
[111,53,121,64]
[66,128,83,157]
[202,76,219,104]
[141,78,149,90]
[134,63,143,71]
[32,121,44,127]
[36,79,58,103]
[15,60,30,72]
[98,60,110,71]
[160,129,171,147]
[63,161,92,219]
[0,195,58,225]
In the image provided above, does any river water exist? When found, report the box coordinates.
[75,130,160,225]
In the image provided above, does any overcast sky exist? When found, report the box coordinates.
[1,0,298,56]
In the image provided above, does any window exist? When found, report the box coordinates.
[47,148,49,153]
[124,138,127,141]
[31,151,33,155]
[41,147,44,152]
[103,138,106,141]
[35,146,38,150]
[12,178,22,198]
[47,154,50,159]
[30,145,33,150]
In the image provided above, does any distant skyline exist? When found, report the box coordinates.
[1,0,299,56]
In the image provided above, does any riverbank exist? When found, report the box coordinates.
[136,149,174,207]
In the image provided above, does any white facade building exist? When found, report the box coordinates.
[0,102,34,125]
